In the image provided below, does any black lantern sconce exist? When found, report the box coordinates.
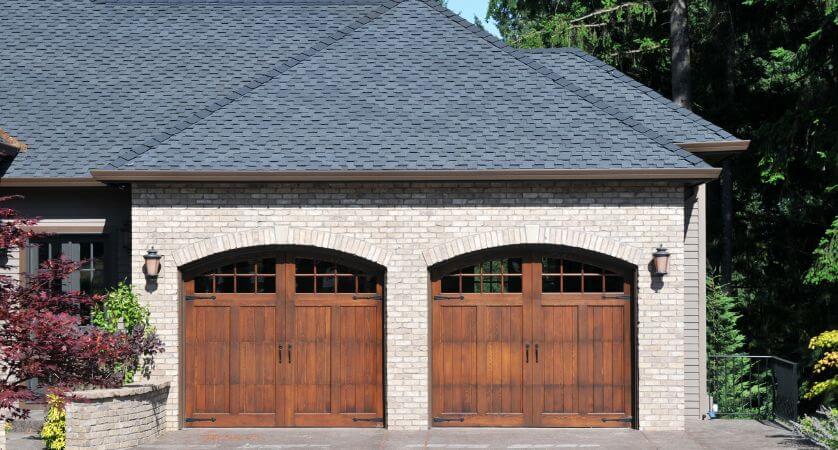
[652,246,670,276]
[143,248,163,279]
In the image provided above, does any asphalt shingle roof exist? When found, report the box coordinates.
[522,48,736,143]
[1,0,381,177]
[1,0,734,179]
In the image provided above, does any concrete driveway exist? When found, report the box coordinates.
[5,419,815,449]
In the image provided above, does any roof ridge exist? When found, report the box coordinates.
[106,0,400,169]
[558,47,735,141]
[408,0,705,167]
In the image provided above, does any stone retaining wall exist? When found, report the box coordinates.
[65,383,169,450]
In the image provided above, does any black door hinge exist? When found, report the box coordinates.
[433,417,465,423]
[601,417,633,423]
[352,294,382,300]
[184,417,216,423]
[352,417,384,422]
[433,295,465,301]
[601,294,631,300]
[185,295,216,301]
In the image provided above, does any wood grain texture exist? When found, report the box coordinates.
[432,251,633,428]
[184,252,384,428]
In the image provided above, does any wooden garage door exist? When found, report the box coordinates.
[431,251,633,427]
[184,252,384,427]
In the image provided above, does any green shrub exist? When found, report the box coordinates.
[793,406,838,449]
[40,394,66,450]
[91,282,153,383]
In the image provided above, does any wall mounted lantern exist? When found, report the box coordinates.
[652,246,670,276]
[143,248,163,278]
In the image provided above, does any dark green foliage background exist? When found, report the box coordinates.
[488,0,837,407]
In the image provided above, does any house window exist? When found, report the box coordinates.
[27,236,107,293]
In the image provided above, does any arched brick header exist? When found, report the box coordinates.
[170,226,393,268]
[421,225,645,267]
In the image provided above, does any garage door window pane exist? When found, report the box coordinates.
[563,276,582,292]
[237,276,255,293]
[316,276,335,293]
[358,276,377,293]
[605,276,624,292]
[482,276,502,293]
[257,276,276,293]
[441,276,460,293]
[194,276,213,293]
[216,276,234,293]
[583,275,603,292]
[296,276,314,293]
[543,276,561,292]
[461,276,479,293]
[504,276,522,293]
[337,276,355,293]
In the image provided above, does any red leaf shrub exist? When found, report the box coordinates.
[0,197,163,421]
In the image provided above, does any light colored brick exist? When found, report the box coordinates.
[132,181,686,431]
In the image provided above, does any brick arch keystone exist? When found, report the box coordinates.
[421,225,645,267]
[171,226,392,268]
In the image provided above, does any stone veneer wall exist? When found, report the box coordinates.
[65,383,169,450]
[132,181,688,431]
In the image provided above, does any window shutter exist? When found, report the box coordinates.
[61,242,81,292]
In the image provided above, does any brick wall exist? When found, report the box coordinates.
[65,383,169,449]
[132,181,688,431]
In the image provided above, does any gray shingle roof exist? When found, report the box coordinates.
[1,0,728,179]
[521,48,736,143]
[1,0,382,178]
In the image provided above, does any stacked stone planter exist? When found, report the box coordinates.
[65,383,169,449]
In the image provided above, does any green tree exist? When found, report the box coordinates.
[489,0,838,369]
[707,276,746,355]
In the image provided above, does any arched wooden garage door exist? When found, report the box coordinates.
[431,249,634,427]
[183,250,384,427]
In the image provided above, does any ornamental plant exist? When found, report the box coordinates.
[793,406,838,449]
[40,394,66,450]
[91,282,155,383]
[805,330,838,406]
[0,197,164,422]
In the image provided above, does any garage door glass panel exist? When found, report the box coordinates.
[439,257,524,294]
[540,257,624,294]
[192,258,277,294]
[294,258,378,295]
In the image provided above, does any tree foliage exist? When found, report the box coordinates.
[0,198,164,421]
[488,0,838,370]
[707,276,746,355]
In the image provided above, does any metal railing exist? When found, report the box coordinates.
[707,355,799,421]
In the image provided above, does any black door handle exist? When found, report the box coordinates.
[278,345,282,364]
[535,344,539,363]
[287,344,292,363]
[525,343,530,363]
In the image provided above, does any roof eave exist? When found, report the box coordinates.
[677,140,750,153]
[90,168,722,183]
[0,177,105,187]
[677,140,750,165]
